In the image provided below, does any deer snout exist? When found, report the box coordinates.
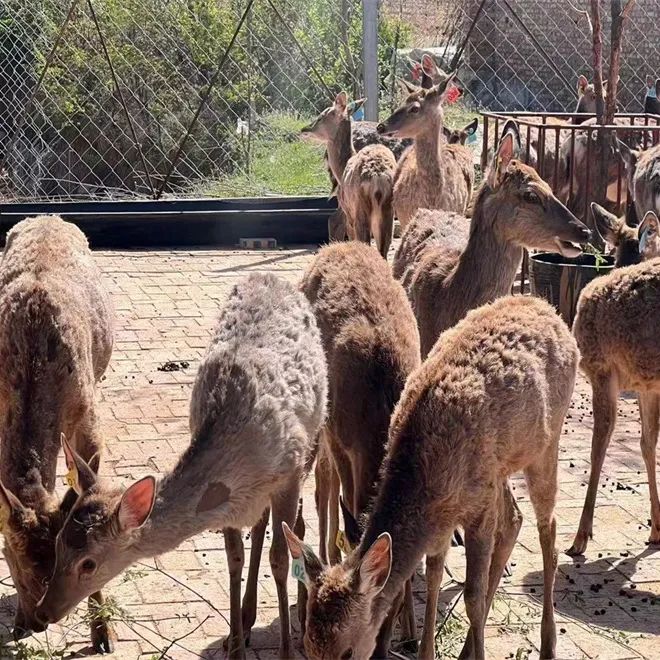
[376,122,387,135]
[573,220,592,242]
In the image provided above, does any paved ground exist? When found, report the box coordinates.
[1,245,659,659]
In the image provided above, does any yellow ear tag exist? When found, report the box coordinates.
[336,530,353,555]
[64,467,77,489]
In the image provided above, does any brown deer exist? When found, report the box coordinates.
[567,214,660,556]
[0,215,114,653]
[394,120,591,357]
[284,295,578,660]
[301,241,420,654]
[303,94,396,258]
[377,73,474,229]
[591,203,660,266]
[35,273,327,660]
[444,118,479,145]
[617,140,660,221]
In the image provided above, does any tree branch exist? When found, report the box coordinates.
[622,0,637,18]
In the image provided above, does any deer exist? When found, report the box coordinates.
[301,241,421,654]
[591,202,660,266]
[393,120,591,357]
[566,210,660,556]
[284,294,578,660]
[377,72,474,229]
[303,93,396,258]
[617,140,660,221]
[444,118,479,145]
[0,215,115,653]
[34,273,328,660]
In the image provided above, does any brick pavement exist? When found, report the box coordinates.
[1,245,659,659]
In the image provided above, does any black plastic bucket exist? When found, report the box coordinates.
[529,252,615,326]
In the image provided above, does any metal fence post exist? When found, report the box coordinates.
[362,0,379,121]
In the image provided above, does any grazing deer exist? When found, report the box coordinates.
[35,273,327,660]
[284,295,578,660]
[394,121,591,357]
[377,72,473,229]
[617,140,660,221]
[567,211,660,556]
[302,241,420,654]
[303,94,396,258]
[0,215,114,653]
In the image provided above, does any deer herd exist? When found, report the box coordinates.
[1,54,660,660]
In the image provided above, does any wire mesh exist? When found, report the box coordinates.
[1,0,659,202]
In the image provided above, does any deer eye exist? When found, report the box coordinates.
[341,650,353,659]
[80,558,97,575]
[408,103,421,114]
[523,191,540,204]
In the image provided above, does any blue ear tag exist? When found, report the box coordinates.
[291,556,307,583]
[467,130,478,145]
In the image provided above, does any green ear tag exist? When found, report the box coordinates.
[291,556,306,583]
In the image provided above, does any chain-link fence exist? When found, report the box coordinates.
[1,0,659,203]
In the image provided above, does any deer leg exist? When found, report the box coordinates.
[373,587,405,658]
[88,591,115,654]
[270,478,302,658]
[639,392,660,544]
[459,482,522,660]
[224,528,246,660]
[328,460,341,565]
[567,373,618,556]
[294,497,308,636]
[458,511,496,660]
[240,507,269,645]
[398,578,417,652]
[315,445,331,564]
[419,542,451,660]
[526,446,559,660]
[377,197,394,259]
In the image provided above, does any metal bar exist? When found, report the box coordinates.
[362,0,379,121]
[481,116,489,171]
[157,0,257,198]
[86,0,156,199]
[553,127,560,192]
[584,129,592,223]
[0,0,81,173]
[538,117,546,179]
[616,130,623,210]
[525,124,531,165]
[521,250,528,295]
[569,131,576,201]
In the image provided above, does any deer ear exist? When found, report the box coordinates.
[488,122,520,187]
[334,92,348,112]
[464,118,479,136]
[442,126,451,139]
[431,71,457,98]
[421,53,437,77]
[616,138,638,169]
[61,434,97,494]
[591,202,623,246]
[339,496,361,548]
[358,533,392,597]
[397,78,418,96]
[577,74,589,94]
[117,476,156,531]
[282,522,323,587]
[0,481,24,532]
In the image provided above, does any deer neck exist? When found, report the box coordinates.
[413,114,444,176]
[449,187,523,306]
[326,119,355,182]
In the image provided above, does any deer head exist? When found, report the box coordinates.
[376,72,457,139]
[591,202,641,267]
[35,437,156,627]
[639,211,660,260]
[283,522,392,660]
[443,118,479,145]
[483,121,591,256]
[0,465,87,634]
[301,93,366,145]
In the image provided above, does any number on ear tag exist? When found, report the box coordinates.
[291,556,306,583]
[64,467,76,489]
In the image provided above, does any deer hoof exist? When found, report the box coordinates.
[91,620,115,654]
[565,531,590,557]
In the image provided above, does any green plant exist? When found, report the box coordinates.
[584,243,607,271]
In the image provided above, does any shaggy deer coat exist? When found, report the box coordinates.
[0,215,114,651]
